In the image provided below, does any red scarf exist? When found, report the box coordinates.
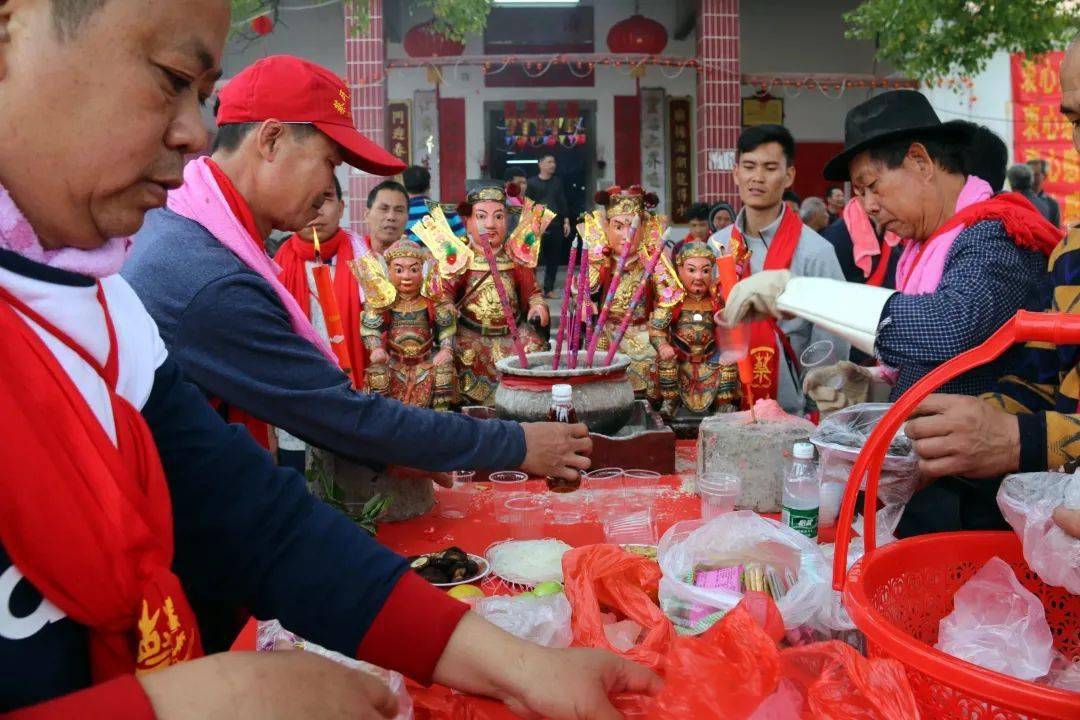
[0,285,202,682]
[905,192,1062,280]
[203,160,274,449]
[274,229,367,383]
[730,207,804,403]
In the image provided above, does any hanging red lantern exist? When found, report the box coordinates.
[403,20,465,58]
[606,14,668,55]
[251,12,274,36]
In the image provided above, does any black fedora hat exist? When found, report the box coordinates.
[823,90,976,181]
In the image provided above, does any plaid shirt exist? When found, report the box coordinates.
[984,225,1080,472]
[877,220,1050,399]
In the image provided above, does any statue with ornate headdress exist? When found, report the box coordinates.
[649,241,740,422]
[350,239,458,411]
[434,183,554,406]
[579,185,684,397]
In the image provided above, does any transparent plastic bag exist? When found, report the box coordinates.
[657,514,835,634]
[811,404,920,526]
[934,556,1055,681]
[256,620,413,720]
[473,592,572,648]
[998,471,1080,594]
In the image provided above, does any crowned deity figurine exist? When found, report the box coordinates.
[350,239,458,411]
[579,185,684,396]
[435,184,553,406]
[649,241,740,423]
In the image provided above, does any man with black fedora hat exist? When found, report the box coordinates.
[724,90,1061,418]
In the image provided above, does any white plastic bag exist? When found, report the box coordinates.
[934,557,1055,682]
[473,592,572,648]
[998,472,1080,594]
[657,513,837,634]
[256,620,413,720]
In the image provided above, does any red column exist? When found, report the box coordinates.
[344,0,388,234]
[613,95,642,187]
[696,0,741,204]
[437,97,466,203]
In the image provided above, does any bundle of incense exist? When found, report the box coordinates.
[714,253,756,421]
[584,215,639,367]
[569,232,592,369]
[310,229,356,386]
[473,231,529,368]
[552,237,579,370]
[602,237,666,367]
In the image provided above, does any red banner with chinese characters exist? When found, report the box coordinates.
[668,97,693,224]
[387,101,411,167]
[1011,52,1078,226]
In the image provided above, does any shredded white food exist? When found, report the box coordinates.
[487,539,572,586]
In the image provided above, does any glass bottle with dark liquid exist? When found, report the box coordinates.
[545,384,581,493]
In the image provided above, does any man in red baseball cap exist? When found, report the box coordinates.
[123,55,591,489]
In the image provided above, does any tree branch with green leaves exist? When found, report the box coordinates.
[845,0,1077,82]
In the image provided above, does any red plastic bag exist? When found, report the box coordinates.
[563,544,675,670]
[779,642,918,720]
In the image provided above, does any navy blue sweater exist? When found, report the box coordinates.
[123,208,526,471]
[0,252,413,711]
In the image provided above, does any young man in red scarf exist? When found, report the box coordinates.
[272,174,362,471]
[123,55,591,487]
[706,125,850,415]
[0,1,655,717]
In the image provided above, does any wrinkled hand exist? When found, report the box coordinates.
[720,270,792,325]
[528,302,551,327]
[369,348,389,366]
[803,361,871,414]
[1053,506,1080,539]
[433,347,453,366]
[905,395,1020,479]
[502,647,662,720]
[520,422,592,481]
[139,650,398,720]
[658,343,676,361]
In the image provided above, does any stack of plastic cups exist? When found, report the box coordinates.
[503,496,546,539]
[697,472,741,521]
[603,507,656,545]
[622,469,661,513]
[489,471,528,523]
[584,468,625,524]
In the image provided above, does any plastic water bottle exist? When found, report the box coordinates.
[782,442,820,539]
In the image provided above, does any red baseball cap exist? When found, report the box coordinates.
[216,55,405,176]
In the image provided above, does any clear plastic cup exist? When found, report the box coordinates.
[603,508,656,545]
[548,491,585,525]
[504,496,546,539]
[715,322,750,364]
[623,469,661,490]
[819,481,844,527]
[436,477,474,519]
[584,467,625,492]
[490,471,528,523]
[698,472,740,521]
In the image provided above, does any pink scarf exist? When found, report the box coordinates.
[166,157,336,363]
[894,175,993,295]
[0,183,131,278]
[846,198,901,279]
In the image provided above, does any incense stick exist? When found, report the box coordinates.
[473,232,529,369]
[585,215,639,367]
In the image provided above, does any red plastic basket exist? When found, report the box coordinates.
[832,311,1080,719]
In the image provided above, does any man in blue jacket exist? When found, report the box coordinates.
[124,55,590,483]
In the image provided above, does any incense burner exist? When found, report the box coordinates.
[494,351,635,435]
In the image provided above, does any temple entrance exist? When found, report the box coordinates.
[485,101,596,223]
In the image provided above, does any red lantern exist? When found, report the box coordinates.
[403,20,465,58]
[606,14,668,55]
[251,13,274,36]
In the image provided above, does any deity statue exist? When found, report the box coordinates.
[437,184,553,406]
[350,240,457,411]
[648,241,740,422]
[579,185,684,396]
